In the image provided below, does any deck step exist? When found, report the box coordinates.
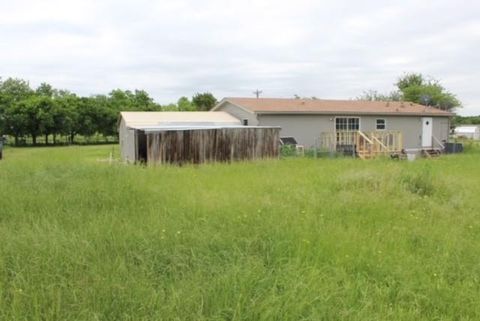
[422,148,442,158]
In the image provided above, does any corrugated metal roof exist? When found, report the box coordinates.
[120,111,241,128]
[216,97,454,116]
[133,125,280,133]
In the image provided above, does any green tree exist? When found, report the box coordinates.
[21,96,57,145]
[76,97,102,139]
[0,76,224,145]
[177,96,195,111]
[396,73,424,91]
[132,90,160,111]
[3,102,28,145]
[36,82,56,97]
[0,110,4,135]
[162,103,179,111]
[397,73,461,110]
[0,78,34,102]
[0,78,33,138]
[107,89,161,112]
[358,73,461,111]
[453,115,480,126]
[52,91,80,143]
[108,89,134,111]
[93,95,118,138]
[50,90,78,144]
[31,85,62,144]
[192,92,217,111]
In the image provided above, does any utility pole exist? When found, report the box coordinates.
[253,89,263,98]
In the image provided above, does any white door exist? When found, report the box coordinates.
[422,117,433,148]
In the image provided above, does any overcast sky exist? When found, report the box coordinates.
[1,0,479,115]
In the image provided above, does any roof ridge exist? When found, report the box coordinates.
[226,97,426,104]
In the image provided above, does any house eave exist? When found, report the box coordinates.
[212,99,256,114]
[255,111,455,117]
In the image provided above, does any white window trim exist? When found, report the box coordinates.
[334,116,361,133]
[376,118,387,131]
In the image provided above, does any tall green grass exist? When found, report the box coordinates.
[1,145,480,320]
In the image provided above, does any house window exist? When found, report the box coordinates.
[376,119,386,130]
[335,117,359,131]
[242,119,248,126]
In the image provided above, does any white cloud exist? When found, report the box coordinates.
[0,0,479,115]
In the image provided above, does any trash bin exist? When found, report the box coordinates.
[445,142,463,154]
[406,153,416,161]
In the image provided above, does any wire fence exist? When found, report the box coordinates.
[2,134,118,147]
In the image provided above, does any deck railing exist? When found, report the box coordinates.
[318,130,403,159]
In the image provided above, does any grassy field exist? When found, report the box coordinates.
[1,145,480,320]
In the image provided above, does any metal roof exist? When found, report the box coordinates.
[454,126,479,133]
[120,111,241,128]
[131,125,280,133]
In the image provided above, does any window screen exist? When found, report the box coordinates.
[376,119,386,130]
[336,118,359,131]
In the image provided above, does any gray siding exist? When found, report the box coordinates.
[361,116,449,149]
[361,116,422,149]
[215,102,259,125]
[119,119,136,163]
[258,114,331,147]
[257,113,450,149]
[433,117,450,146]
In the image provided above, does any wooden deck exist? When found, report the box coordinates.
[319,131,403,159]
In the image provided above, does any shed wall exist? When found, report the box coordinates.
[119,119,137,163]
[146,127,279,165]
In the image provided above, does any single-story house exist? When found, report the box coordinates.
[213,98,454,154]
[454,125,480,140]
[118,111,280,164]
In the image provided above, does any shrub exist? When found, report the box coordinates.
[280,144,297,157]
[463,140,480,154]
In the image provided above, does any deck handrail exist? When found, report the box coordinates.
[318,130,403,158]
[357,131,374,144]
[371,135,388,150]
[433,135,445,150]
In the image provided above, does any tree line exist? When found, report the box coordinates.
[453,116,480,125]
[357,73,461,111]
[0,77,218,145]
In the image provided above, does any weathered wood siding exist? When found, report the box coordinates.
[146,127,280,165]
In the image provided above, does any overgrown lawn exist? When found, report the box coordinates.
[1,145,479,320]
